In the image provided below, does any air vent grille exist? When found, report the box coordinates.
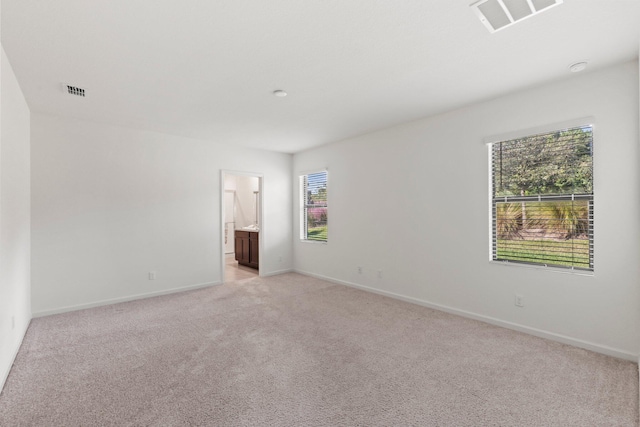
[66,85,86,97]
[470,0,563,33]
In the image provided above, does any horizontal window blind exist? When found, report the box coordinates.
[300,171,328,242]
[491,126,593,271]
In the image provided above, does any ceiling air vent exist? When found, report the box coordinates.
[470,0,563,33]
[65,84,86,97]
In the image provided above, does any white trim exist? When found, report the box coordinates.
[483,116,595,145]
[260,268,294,277]
[32,281,221,318]
[298,169,328,243]
[487,146,493,261]
[489,259,594,276]
[220,171,227,282]
[221,170,265,279]
[487,121,595,271]
[0,318,31,393]
[223,190,237,255]
[293,269,636,362]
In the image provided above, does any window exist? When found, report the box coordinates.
[490,125,593,271]
[300,171,328,242]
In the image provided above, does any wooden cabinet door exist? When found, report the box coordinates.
[234,234,242,261]
[249,232,259,268]
[241,236,250,264]
[234,231,258,269]
[235,231,250,265]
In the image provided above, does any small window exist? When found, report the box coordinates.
[491,125,593,271]
[300,171,328,242]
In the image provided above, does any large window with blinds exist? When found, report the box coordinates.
[300,171,328,242]
[491,125,593,271]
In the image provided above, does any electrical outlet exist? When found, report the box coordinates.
[357,266,362,274]
[377,270,383,279]
[515,294,524,307]
[149,271,156,280]
[278,256,283,262]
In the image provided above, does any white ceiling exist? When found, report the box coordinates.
[2,1,639,153]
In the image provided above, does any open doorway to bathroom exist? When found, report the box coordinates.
[221,171,262,282]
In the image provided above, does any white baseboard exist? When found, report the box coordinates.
[261,268,293,277]
[294,269,637,362]
[32,281,221,318]
[1,318,31,394]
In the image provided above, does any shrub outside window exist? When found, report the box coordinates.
[491,125,594,271]
[300,171,327,242]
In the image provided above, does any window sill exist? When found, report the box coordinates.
[489,260,594,277]
[299,239,327,245]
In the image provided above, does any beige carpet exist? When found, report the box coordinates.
[0,273,637,426]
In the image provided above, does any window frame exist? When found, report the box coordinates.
[299,170,328,243]
[486,119,595,273]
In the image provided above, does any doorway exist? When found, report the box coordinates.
[224,190,236,254]
[221,171,263,282]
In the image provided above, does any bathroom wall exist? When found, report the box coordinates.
[234,175,259,229]
[223,174,260,255]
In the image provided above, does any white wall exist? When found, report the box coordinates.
[31,114,292,315]
[0,47,31,391]
[293,60,640,360]
[234,175,259,228]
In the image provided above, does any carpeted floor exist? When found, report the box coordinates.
[0,273,637,426]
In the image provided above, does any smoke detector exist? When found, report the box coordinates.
[569,61,588,73]
[471,0,563,33]
[63,83,86,97]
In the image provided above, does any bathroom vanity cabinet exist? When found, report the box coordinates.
[234,230,259,269]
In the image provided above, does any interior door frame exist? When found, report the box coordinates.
[223,190,236,254]
[220,170,264,281]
